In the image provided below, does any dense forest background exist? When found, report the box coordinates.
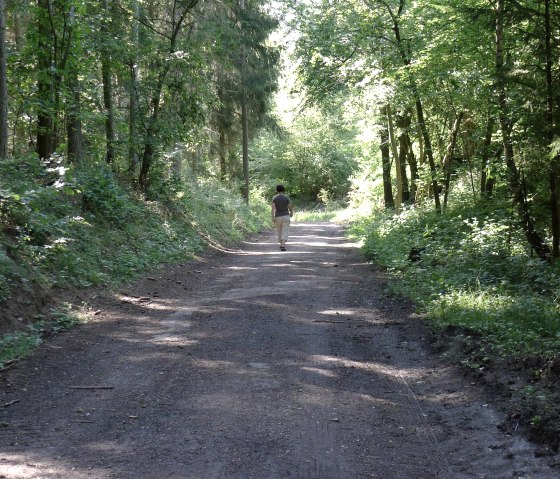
[1,0,560,444]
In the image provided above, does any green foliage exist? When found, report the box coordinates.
[77,165,133,223]
[0,155,269,312]
[0,330,42,368]
[0,304,84,368]
[350,190,560,360]
[293,202,349,223]
[252,104,359,202]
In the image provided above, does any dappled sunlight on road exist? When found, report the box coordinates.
[192,359,237,369]
[2,222,551,479]
[0,456,81,479]
[310,354,425,382]
[318,309,358,316]
[301,366,339,378]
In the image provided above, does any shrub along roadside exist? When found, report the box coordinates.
[0,157,269,367]
[349,199,560,448]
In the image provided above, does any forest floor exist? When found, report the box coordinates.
[0,222,559,478]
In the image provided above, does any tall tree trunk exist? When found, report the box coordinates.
[495,0,549,259]
[101,0,115,164]
[380,112,395,209]
[137,0,198,189]
[66,68,83,164]
[10,0,25,50]
[36,0,54,159]
[219,126,227,181]
[544,0,560,258]
[128,0,140,172]
[407,143,418,202]
[396,112,412,203]
[101,60,115,164]
[240,0,249,203]
[65,6,82,164]
[414,97,441,212]
[387,5,441,212]
[385,104,402,211]
[0,0,8,159]
[241,93,249,203]
[138,88,162,189]
[413,121,425,202]
[442,111,464,209]
[480,116,494,196]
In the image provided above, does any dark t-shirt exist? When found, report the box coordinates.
[272,194,291,217]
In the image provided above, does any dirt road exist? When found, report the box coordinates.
[0,222,558,478]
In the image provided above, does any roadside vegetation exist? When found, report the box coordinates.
[0,157,268,367]
[347,177,560,447]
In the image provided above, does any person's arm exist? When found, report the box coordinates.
[271,201,276,223]
[288,202,294,217]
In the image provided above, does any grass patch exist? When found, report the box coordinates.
[0,305,84,368]
[294,201,350,223]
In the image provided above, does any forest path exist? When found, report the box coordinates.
[0,222,556,479]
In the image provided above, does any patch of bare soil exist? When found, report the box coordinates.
[0,222,558,478]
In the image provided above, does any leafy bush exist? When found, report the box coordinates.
[77,164,135,223]
[350,193,560,360]
[0,155,270,325]
[252,106,360,203]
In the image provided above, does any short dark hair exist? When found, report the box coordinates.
[276,184,285,192]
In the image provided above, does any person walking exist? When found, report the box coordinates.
[271,184,294,251]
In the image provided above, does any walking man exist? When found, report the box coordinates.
[271,184,294,251]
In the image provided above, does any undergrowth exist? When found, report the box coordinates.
[0,304,84,369]
[0,155,269,343]
[349,196,560,362]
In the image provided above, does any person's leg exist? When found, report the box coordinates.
[280,216,290,250]
[275,217,282,243]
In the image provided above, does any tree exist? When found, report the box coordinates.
[205,0,279,195]
[494,0,549,259]
[544,0,560,258]
[65,4,83,164]
[137,0,200,189]
[0,0,7,159]
[100,0,116,164]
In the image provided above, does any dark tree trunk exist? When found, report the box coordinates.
[241,93,249,203]
[385,105,401,209]
[480,117,494,196]
[128,0,140,172]
[397,113,412,204]
[240,0,249,203]
[442,112,464,209]
[101,0,115,164]
[0,0,8,159]
[66,68,83,164]
[495,0,550,259]
[380,116,395,209]
[36,0,54,159]
[387,4,440,212]
[128,61,139,171]
[138,0,198,189]
[219,127,227,181]
[10,0,25,50]
[544,0,560,258]
[65,6,82,164]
